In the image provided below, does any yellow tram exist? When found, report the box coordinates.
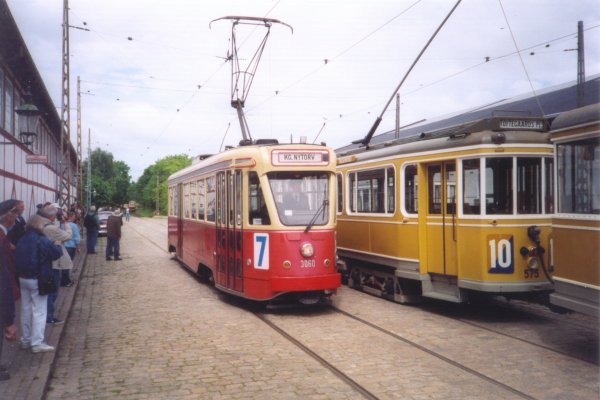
[549,103,600,316]
[336,116,555,303]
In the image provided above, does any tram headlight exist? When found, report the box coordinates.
[300,243,314,258]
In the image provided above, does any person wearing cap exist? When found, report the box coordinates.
[7,200,26,246]
[84,206,100,254]
[106,209,123,261]
[0,199,21,302]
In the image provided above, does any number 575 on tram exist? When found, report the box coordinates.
[167,141,341,304]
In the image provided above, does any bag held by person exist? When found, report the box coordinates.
[38,274,56,295]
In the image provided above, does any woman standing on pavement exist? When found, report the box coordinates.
[38,205,72,325]
[62,211,80,286]
[14,214,63,353]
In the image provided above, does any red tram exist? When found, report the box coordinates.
[167,140,341,303]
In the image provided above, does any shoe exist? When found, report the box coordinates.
[31,343,55,353]
[114,257,122,261]
[19,341,30,350]
[106,257,112,261]
[47,318,64,325]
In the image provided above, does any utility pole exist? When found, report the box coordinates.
[577,21,585,107]
[86,129,91,210]
[58,0,71,208]
[395,93,400,139]
[77,76,83,206]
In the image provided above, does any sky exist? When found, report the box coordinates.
[6,0,600,180]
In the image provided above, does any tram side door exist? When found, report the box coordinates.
[215,170,244,292]
[423,161,458,276]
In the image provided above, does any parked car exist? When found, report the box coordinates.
[98,210,113,237]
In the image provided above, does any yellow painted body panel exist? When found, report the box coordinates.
[553,221,600,286]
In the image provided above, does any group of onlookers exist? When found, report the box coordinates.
[0,200,81,380]
[0,200,125,380]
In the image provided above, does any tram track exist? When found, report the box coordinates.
[256,306,535,400]
[130,218,598,400]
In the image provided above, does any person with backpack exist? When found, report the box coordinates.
[14,214,63,353]
[84,205,100,254]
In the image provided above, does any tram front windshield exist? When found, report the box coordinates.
[268,171,330,226]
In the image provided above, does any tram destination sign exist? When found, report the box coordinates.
[497,119,545,131]
[272,150,329,166]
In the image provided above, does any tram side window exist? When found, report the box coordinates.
[198,179,205,220]
[337,173,343,213]
[557,138,600,214]
[349,168,389,213]
[404,164,418,214]
[248,172,270,225]
[190,181,197,219]
[517,158,542,214]
[183,183,190,219]
[485,158,513,214]
[168,186,174,216]
[462,159,480,215]
[206,176,216,222]
[387,167,395,213]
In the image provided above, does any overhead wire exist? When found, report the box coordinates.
[497,0,545,116]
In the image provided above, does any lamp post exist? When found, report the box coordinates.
[1,90,41,146]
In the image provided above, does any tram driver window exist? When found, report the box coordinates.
[462,159,480,215]
[485,158,513,214]
[248,172,270,225]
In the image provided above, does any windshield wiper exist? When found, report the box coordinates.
[304,199,328,233]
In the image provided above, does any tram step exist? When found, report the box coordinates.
[421,275,466,303]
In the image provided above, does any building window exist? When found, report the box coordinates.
[4,80,13,134]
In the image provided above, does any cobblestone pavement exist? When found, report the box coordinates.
[9,216,597,400]
[45,218,361,400]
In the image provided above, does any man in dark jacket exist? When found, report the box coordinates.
[15,215,63,353]
[106,210,123,261]
[0,248,16,380]
[84,206,100,254]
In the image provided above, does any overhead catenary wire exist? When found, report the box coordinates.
[498,0,545,117]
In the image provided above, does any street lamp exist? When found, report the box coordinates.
[1,89,41,146]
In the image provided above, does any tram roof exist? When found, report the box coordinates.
[337,75,600,155]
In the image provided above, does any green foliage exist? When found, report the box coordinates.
[83,149,132,208]
[130,154,191,215]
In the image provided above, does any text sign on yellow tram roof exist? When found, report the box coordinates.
[271,150,329,166]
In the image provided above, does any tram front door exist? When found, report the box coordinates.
[424,161,458,276]
[216,170,244,292]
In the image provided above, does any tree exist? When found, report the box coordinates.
[83,149,132,208]
[132,154,191,214]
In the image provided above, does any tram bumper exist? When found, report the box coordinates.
[271,273,341,292]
